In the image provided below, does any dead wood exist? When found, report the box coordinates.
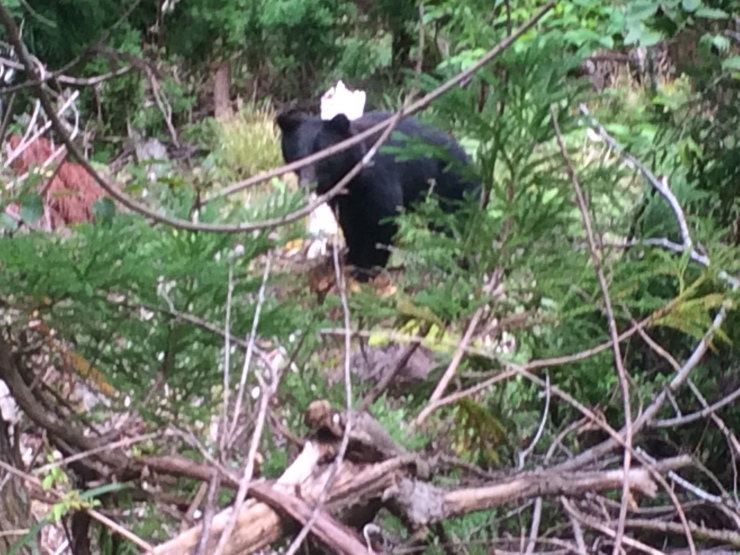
[154,402,692,555]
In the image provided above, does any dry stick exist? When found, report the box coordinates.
[3,98,41,169]
[626,317,738,432]
[672,380,740,453]
[0,459,154,553]
[580,105,691,251]
[422,367,519,420]
[516,362,695,553]
[561,498,665,555]
[525,496,544,555]
[206,3,553,207]
[359,330,426,412]
[698,382,740,460]
[415,305,485,425]
[282,242,355,555]
[625,314,695,553]
[0,0,144,95]
[227,254,271,447]
[620,518,740,549]
[552,105,634,555]
[0,1,554,235]
[547,422,590,555]
[145,66,179,147]
[195,470,220,555]
[0,55,132,86]
[518,371,551,470]
[636,446,735,508]
[33,432,162,477]
[3,90,78,170]
[183,482,208,533]
[200,265,237,555]
[563,496,588,555]
[321,303,661,378]
[219,264,235,458]
[127,300,252,350]
[212,367,278,555]
[119,298,286,383]
[579,104,739,292]
[249,482,368,553]
[632,306,732,434]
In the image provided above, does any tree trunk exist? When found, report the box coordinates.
[213,60,233,119]
[0,420,33,555]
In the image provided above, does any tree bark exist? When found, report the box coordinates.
[0,419,33,555]
[213,60,233,119]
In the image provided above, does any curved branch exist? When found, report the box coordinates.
[0,2,555,234]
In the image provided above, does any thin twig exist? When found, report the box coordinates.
[219,263,235,457]
[228,254,272,446]
[518,372,551,470]
[562,498,665,555]
[0,459,154,552]
[211,365,276,555]
[552,104,634,555]
[1,2,555,234]
[0,0,144,95]
[282,240,355,555]
[579,104,692,250]
[415,305,485,425]
[0,55,131,86]
[420,367,519,421]
[359,331,426,412]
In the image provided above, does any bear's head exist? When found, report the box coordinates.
[313,114,369,192]
[275,111,322,188]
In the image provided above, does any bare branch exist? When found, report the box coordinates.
[553,104,635,555]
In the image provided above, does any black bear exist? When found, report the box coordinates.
[276,110,393,188]
[276,110,480,279]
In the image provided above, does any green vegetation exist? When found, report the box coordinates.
[1,0,739,553]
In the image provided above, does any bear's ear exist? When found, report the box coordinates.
[325,113,352,135]
[276,112,304,133]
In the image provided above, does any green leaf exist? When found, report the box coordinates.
[721,56,740,71]
[639,29,664,47]
[80,481,131,500]
[19,193,44,223]
[93,197,116,225]
[681,0,701,12]
[0,212,19,231]
[542,188,559,205]
[626,2,659,21]
[563,28,602,47]
[695,7,728,18]
[624,24,644,46]
[604,123,631,138]
[8,516,50,555]
[711,35,731,54]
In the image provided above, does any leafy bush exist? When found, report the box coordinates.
[1,0,740,552]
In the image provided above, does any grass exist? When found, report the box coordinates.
[215,101,284,181]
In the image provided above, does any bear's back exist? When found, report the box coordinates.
[374,116,480,208]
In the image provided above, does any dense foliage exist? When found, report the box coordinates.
[1,0,739,553]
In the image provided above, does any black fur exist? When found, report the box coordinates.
[276,110,480,278]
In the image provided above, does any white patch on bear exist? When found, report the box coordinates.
[320,80,366,121]
[306,198,339,259]
[305,80,367,260]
